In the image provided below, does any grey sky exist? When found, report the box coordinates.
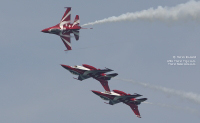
[0,0,199,123]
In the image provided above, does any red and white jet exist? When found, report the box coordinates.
[60,64,118,92]
[41,7,91,51]
[92,90,147,118]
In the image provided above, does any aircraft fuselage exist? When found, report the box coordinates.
[41,24,81,35]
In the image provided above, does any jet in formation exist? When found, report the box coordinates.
[60,64,118,92]
[42,7,147,118]
[41,7,92,51]
[92,90,147,118]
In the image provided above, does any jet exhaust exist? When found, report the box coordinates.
[115,78,200,105]
[82,0,200,26]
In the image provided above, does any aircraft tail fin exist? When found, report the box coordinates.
[72,15,80,27]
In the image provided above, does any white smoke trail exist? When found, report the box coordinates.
[143,102,200,115]
[82,0,200,26]
[115,78,200,105]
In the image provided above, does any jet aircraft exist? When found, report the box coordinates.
[92,90,147,118]
[60,64,118,92]
[41,7,91,51]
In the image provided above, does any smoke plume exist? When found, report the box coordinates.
[115,78,200,105]
[143,102,200,115]
[82,0,200,26]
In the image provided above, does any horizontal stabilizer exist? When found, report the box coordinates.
[106,73,118,78]
[133,93,143,97]
[105,67,113,71]
[72,30,79,41]
[136,98,147,102]
[96,73,118,80]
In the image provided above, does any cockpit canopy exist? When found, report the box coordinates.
[50,28,60,34]
[73,65,90,71]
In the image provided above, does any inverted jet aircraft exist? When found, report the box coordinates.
[41,7,91,51]
[61,64,118,92]
[92,90,147,118]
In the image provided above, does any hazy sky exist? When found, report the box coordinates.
[0,0,200,123]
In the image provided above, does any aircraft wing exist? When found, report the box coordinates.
[113,94,142,101]
[83,68,113,76]
[60,7,71,29]
[129,104,141,118]
[60,32,72,51]
[94,78,110,92]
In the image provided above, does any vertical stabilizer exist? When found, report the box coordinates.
[72,15,80,27]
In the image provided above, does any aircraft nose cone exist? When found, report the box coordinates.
[91,90,101,95]
[41,28,49,33]
[60,64,70,70]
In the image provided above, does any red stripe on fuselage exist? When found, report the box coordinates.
[82,64,97,70]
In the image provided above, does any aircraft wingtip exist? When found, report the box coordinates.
[64,49,72,51]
